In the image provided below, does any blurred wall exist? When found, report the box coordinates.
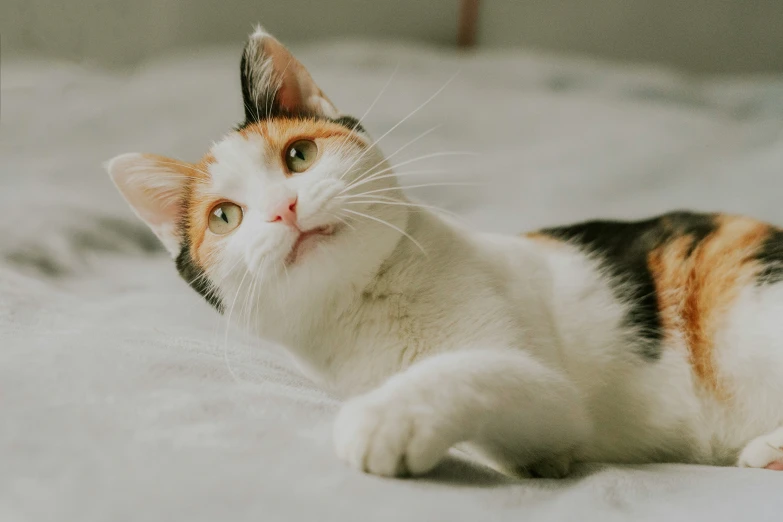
[4,0,783,73]
[478,0,783,74]
[1,0,458,66]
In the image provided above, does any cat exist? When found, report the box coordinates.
[106,26,783,478]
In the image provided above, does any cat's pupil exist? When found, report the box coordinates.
[219,210,228,223]
[292,148,305,160]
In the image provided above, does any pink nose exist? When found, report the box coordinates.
[268,196,298,227]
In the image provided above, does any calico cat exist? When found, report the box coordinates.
[107,26,783,478]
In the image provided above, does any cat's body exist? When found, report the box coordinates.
[107,26,783,478]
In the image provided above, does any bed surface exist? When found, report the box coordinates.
[3,41,783,521]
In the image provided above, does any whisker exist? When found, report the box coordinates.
[338,72,460,182]
[345,124,442,184]
[341,151,476,194]
[180,254,244,303]
[340,169,447,194]
[222,268,250,383]
[342,208,427,256]
[234,268,257,368]
[243,275,259,349]
[325,210,357,231]
[199,255,246,291]
[352,63,400,129]
[334,64,400,162]
[251,268,266,336]
[242,268,260,333]
[282,259,291,290]
[339,193,400,201]
[341,199,460,219]
[346,181,481,198]
[242,99,257,124]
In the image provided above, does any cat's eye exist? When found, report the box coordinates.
[208,202,243,235]
[284,139,318,173]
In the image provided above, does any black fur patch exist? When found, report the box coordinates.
[175,238,224,313]
[239,47,258,124]
[539,211,718,360]
[332,115,366,134]
[235,113,367,134]
[756,228,783,285]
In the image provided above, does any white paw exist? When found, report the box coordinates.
[737,427,783,469]
[333,394,456,477]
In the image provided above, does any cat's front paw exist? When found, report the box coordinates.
[333,393,456,477]
[738,427,783,470]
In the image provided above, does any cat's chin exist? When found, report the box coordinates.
[285,223,342,266]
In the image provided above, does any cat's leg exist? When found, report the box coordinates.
[333,349,591,477]
[737,426,783,470]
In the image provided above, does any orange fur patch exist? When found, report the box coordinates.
[648,215,770,396]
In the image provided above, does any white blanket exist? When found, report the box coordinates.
[3,41,783,521]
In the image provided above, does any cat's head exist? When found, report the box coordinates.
[106,27,406,313]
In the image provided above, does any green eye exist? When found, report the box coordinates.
[284,139,318,173]
[208,202,243,235]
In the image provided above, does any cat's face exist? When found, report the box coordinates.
[107,27,405,313]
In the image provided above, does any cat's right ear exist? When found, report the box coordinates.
[240,25,339,124]
[105,153,194,257]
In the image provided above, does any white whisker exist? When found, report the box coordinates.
[346,125,441,186]
[342,124,440,183]
[222,268,250,383]
[242,269,260,333]
[342,199,460,219]
[334,64,400,161]
[346,181,480,198]
[339,72,460,182]
[340,169,446,194]
[325,210,357,231]
[342,208,427,256]
[282,259,291,290]
[341,151,476,195]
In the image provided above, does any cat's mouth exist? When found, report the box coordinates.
[285,223,341,265]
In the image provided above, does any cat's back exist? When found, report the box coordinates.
[524,211,783,462]
[526,211,783,361]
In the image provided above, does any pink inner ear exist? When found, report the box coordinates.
[107,153,192,257]
[262,37,332,116]
[277,80,304,113]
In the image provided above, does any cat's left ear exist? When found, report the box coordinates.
[105,153,196,257]
[240,25,339,123]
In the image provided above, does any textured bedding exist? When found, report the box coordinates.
[4,40,783,521]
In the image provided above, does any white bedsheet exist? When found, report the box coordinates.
[3,41,783,521]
